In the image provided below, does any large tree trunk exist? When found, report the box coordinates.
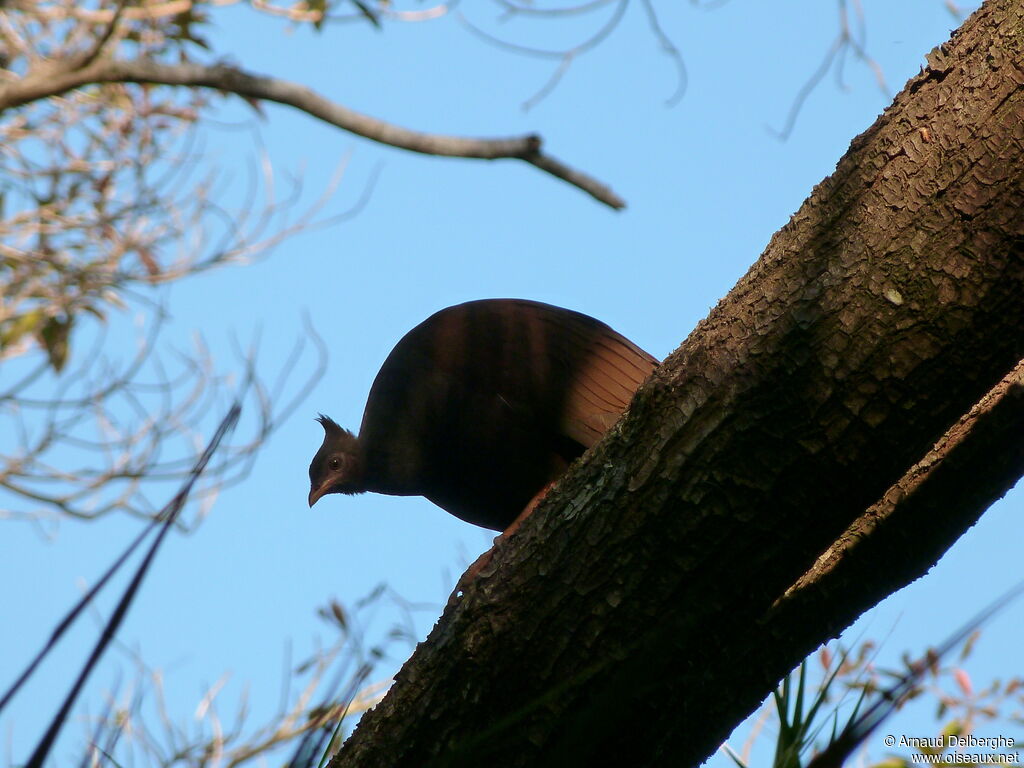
[333,1,1024,765]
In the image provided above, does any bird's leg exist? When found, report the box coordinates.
[446,482,555,608]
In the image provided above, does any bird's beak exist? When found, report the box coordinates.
[308,483,329,508]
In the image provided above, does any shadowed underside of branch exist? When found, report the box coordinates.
[331,0,1024,765]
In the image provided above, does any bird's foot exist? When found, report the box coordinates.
[444,482,556,610]
[445,546,497,609]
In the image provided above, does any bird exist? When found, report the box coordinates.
[307,298,658,533]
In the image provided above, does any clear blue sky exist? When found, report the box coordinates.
[3,1,1019,764]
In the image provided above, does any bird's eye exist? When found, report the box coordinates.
[329,457,342,472]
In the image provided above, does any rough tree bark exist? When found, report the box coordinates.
[333,1,1024,765]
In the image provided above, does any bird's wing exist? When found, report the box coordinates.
[361,298,658,475]
[527,304,658,448]
[446,299,658,448]
[565,333,657,446]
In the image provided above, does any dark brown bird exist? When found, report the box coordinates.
[307,298,657,531]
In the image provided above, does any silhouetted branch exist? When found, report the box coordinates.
[72,589,426,768]
[770,0,889,140]
[463,0,686,112]
[0,315,327,526]
[16,402,240,768]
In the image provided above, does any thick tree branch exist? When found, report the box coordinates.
[770,358,1024,659]
[331,0,1024,765]
[773,357,1024,622]
[0,58,626,209]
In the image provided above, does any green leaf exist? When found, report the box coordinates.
[0,309,46,349]
[941,719,964,737]
[306,0,328,30]
[870,759,910,768]
[38,314,73,372]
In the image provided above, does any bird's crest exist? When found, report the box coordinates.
[316,413,343,435]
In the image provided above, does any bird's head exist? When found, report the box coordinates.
[308,414,364,507]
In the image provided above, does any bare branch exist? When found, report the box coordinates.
[460,1,628,111]
[527,151,625,209]
[768,35,844,141]
[639,0,687,107]
[0,316,327,525]
[0,58,626,209]
[770,0,890,140]
[76,0,130,70]
[3,0,230,24]
[69,589,427,768]
[492,0,616,18]
[463,0,685,112]
[774,357,1024,613]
